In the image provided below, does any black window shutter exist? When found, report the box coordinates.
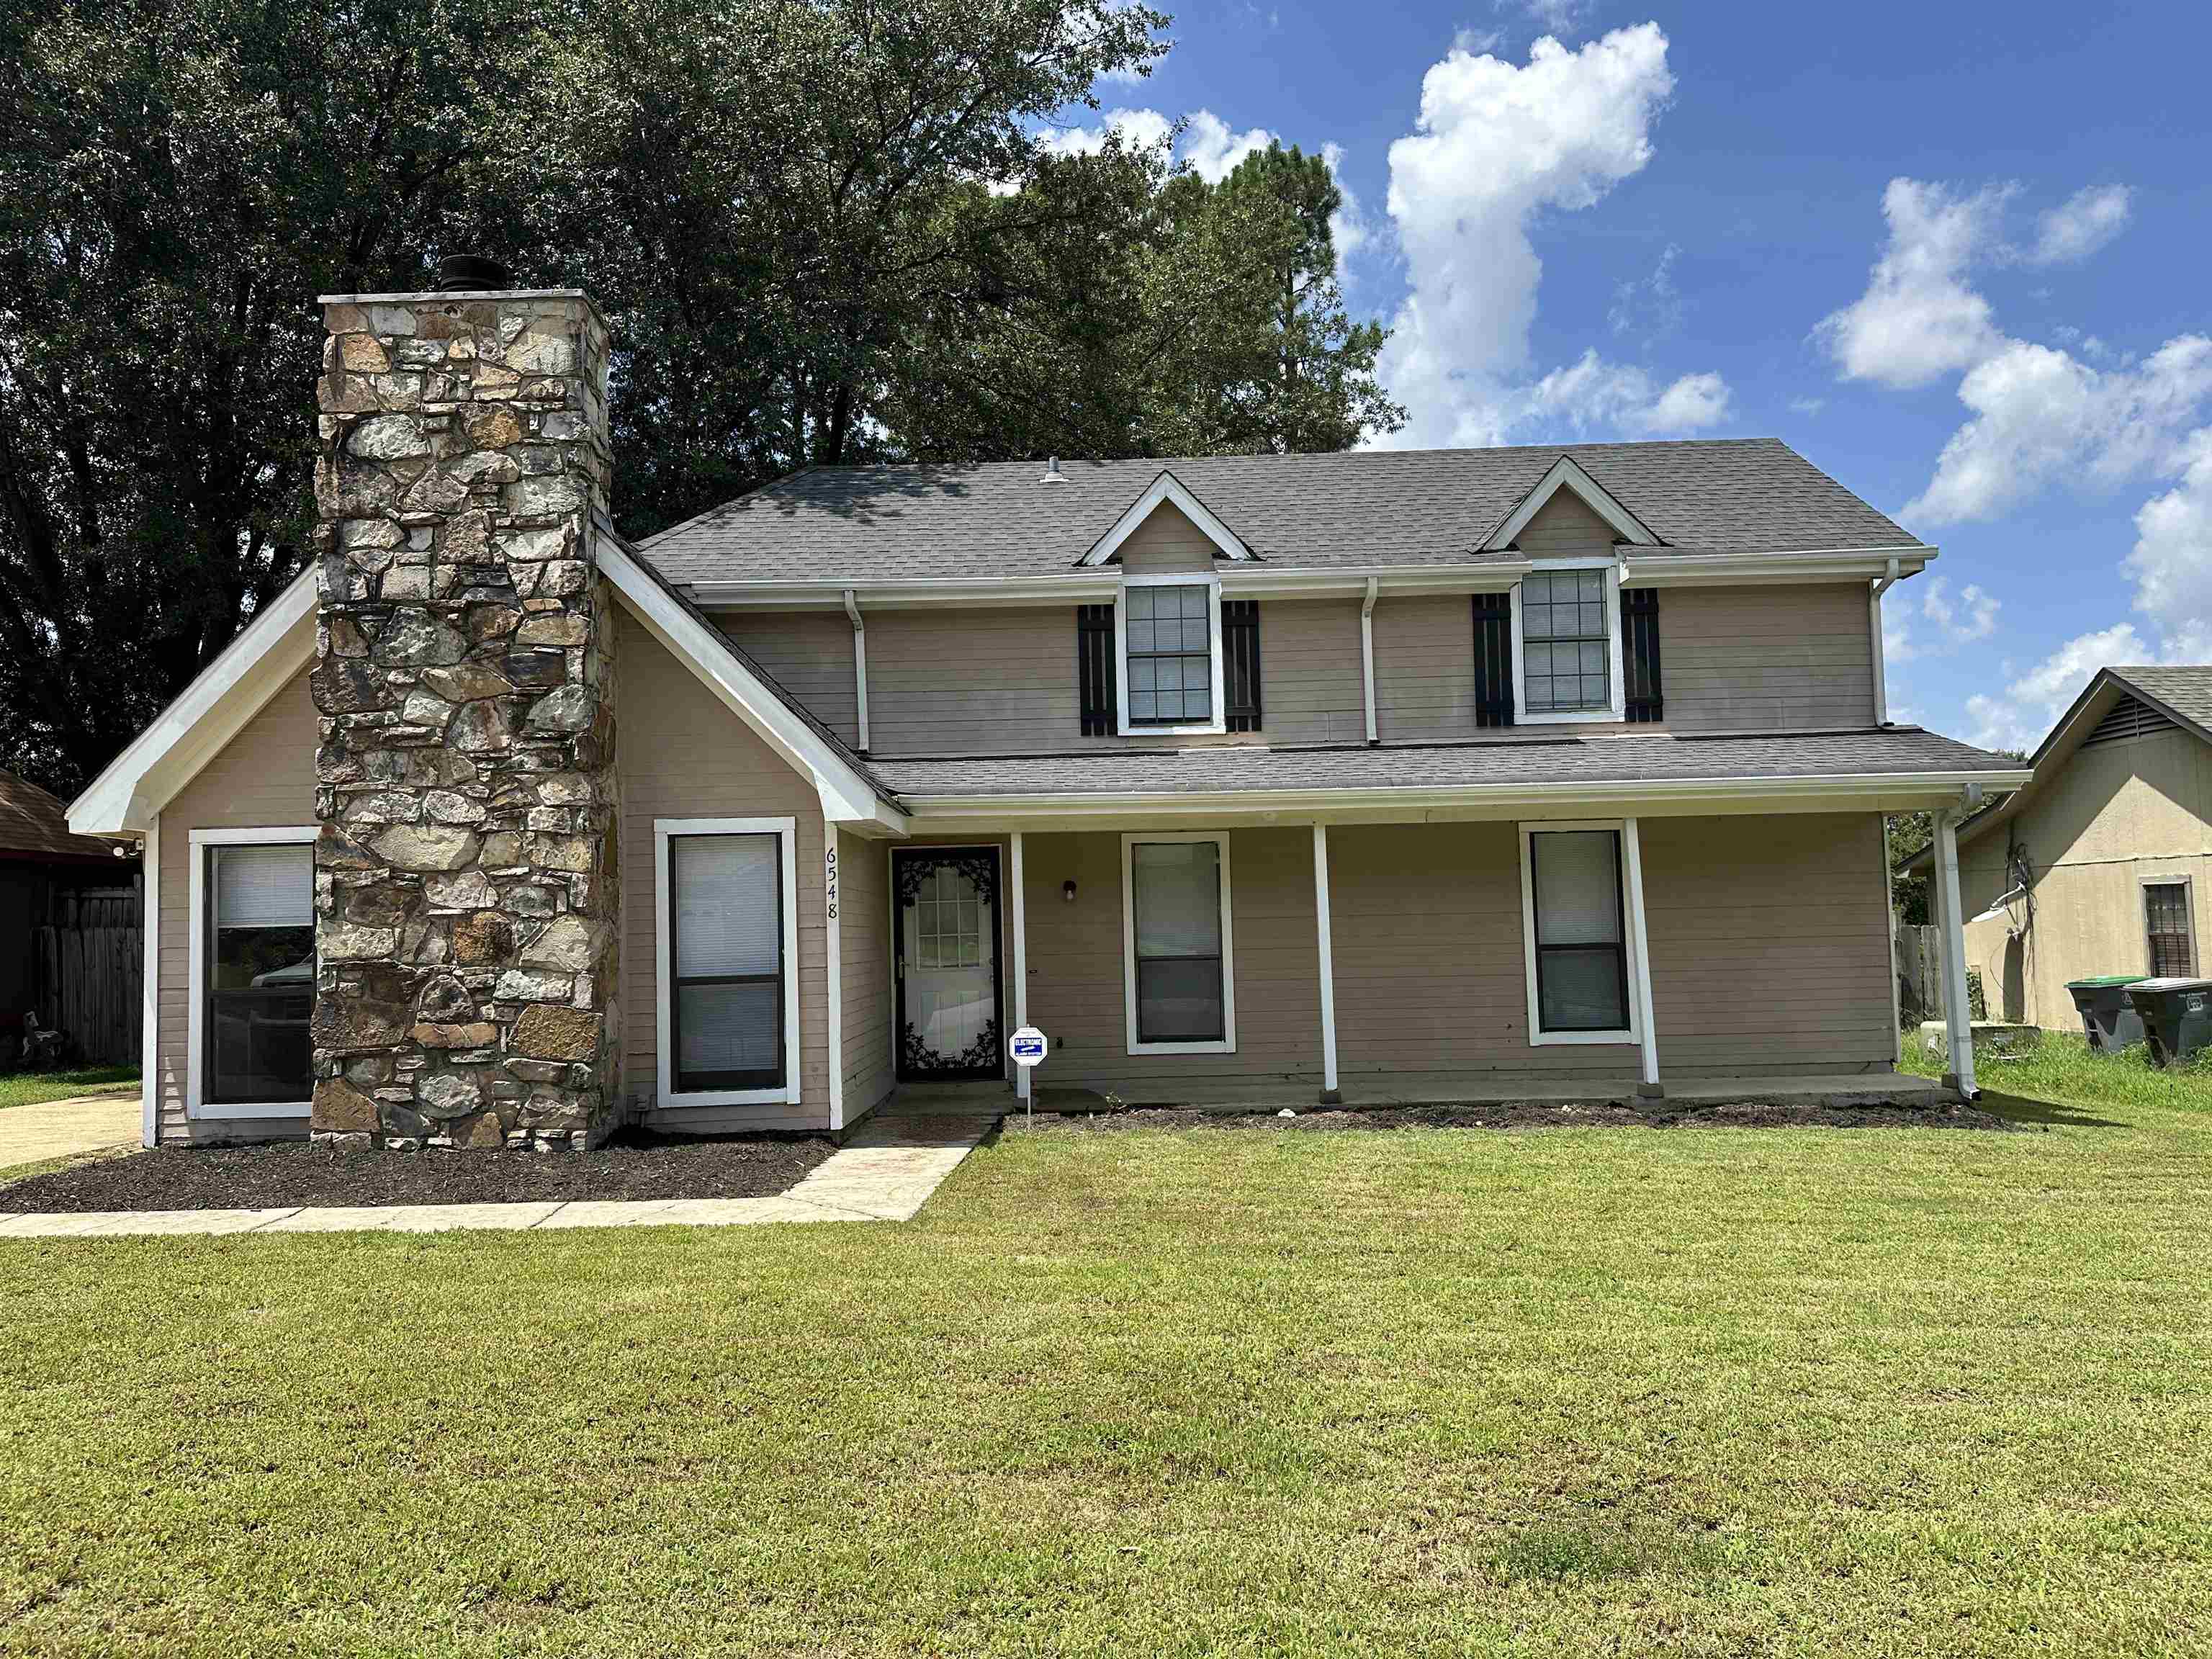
[1473,593,1514,727]
[1078,604,1116,735]
[1223,600,1262,732]
[1623,587,1663,723]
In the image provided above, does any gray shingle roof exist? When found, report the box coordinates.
[0,768,124,863]
[638,438,1923,585]
[868,727,2018,801]
[2112,665,2212,734]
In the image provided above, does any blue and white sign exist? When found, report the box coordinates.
[1009,1025,1048,1069]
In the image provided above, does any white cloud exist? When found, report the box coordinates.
[1508,0,1588,32]
[1520,351,1731,437]
[1919,576,1999,644]
[2031,184,2132,265]
[1372,24,1730,449]
[2126,429,2212,626]
[1964,622,2152,752]
[1788,395,1826,416]
[1902,333,2212,522]
[1181,109,1276,183]
[1815,178,2009,390]
[1608,242,1682,340]
[1452,24,1506,54]
[1318,142,1371,274]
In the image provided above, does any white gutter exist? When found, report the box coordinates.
[891,766,2035,822]
[1359,577,1380,746]
[842,588,870,752]
[684,547,1936,611]
[1869,556,1902,724]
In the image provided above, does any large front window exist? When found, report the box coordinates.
[656,817,798,1107]
[1123,582,1218,728]
[1524,827,1631,1036]
[204,842,314,1106]
[1123,833,1235,1053]
[1520,568,1612,716]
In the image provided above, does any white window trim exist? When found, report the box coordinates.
[1518,819,1645,1048]
[186,825,318,1120]
[1121,830,1237,1056]
[655,816,802,1110]
[1511,557,1627,727]
[2139,871,2198,976]
[1114,572,1228,737]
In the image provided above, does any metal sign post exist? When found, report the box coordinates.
[1009,1025,1047,1123]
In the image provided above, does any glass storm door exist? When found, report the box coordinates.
[894,848,1004,1081]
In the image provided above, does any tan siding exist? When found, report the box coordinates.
[1956,727,2212,1027]
[1118,501,1219,572]
[863,608,1083,755]
[714,610,860,747]
[1021,827,1323,1096]
[837,830,896,1121]
[1258,598,1367,745]
[616,608,832,1130]
[1660,583,1875,732]
[1372,595,1478,742]
[1516,490,1617,554]
[1639,813,1894,1071]
[155,672,320,1143]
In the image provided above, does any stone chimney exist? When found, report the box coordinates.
[307,285,621,1151]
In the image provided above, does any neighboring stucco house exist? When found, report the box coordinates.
[67,283,2026,1152]
[1902,666,2212,1028]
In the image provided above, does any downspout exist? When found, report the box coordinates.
[1869,557,1900,725]
[842,588,870,752]
[1360,577,1380,746]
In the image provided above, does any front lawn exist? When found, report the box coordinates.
[4,1072,2210,1655]
[0,1066,137,1110]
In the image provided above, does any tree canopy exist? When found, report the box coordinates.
[0,0,1401,797]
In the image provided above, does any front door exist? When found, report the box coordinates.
[894,847,1004,1081]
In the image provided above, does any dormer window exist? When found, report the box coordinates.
[1511,559,1627,725]
[1115,574,1226,735]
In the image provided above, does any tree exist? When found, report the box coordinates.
[0,0,545,794]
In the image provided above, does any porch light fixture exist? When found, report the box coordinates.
[1062,878,1077,904]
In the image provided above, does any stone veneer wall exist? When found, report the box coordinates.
[307,289,621,1150]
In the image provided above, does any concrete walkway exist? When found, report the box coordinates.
[0,1092,140,1172]
[0,1112,992,1240]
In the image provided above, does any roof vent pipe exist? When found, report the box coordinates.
[1040,456,1065,484]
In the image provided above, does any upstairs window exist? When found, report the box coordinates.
[1521,569,1611,715]
[1117,577,1225,734]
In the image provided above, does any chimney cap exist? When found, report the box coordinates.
[436,253,513,292]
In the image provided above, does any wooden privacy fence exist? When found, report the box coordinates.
[1896,924,1943,1026]
[35,884,141,1065]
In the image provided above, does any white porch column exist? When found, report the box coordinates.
[1622,816,1661,1097]
[1010,830,1030,1102]
[1933,808,1978,1097]
[140,814,159,1148]
[1313,822,1341,1103]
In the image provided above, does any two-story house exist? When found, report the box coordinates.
[68,284,2026,1153]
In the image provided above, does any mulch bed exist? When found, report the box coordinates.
[1015,1099,2027,1134]
[0,1128,839,1214]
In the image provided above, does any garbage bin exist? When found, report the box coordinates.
[2122,977,2212,1067]
[2066,974,2149,1052]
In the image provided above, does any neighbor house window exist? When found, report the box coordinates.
[655,818,799,1106]
[1122,832,1235,1053]
[190,830,318,1115]
[1520,826,1633,1040]
[2144,881,2195,978]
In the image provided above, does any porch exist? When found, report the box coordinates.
[839,806,1975,1127]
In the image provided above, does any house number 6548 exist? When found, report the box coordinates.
[824,845,838,920]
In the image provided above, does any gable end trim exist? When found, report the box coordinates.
[1483,455,1663,553]
[1078,470,1254,567]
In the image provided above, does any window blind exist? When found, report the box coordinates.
[214,845,312,930]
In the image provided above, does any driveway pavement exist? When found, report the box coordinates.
[0,1093,139,1172]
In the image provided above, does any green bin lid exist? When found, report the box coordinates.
[2068,974,2148,986]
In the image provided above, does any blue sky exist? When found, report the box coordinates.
[1047,0,2212,752]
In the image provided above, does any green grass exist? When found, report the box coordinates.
[4,1063,2211,1655]
[1903,1026,2212,1115]
[0,1066,137,1109]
